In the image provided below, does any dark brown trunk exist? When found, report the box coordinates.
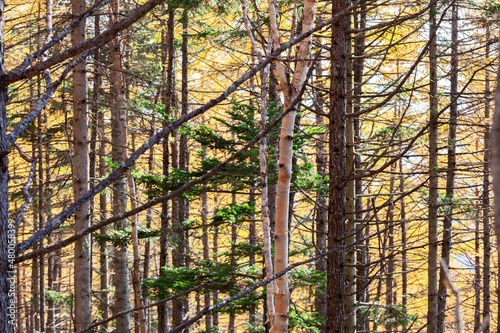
[326,0,347,332]
[482,24,491,333]
[159,7,175,333]
[427,1,439,331]
[437,3,457,332]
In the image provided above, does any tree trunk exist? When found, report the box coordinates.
[110,0,131,329]
[483,23,492,333]
[72,0,91,328]
[437,3,457,332]
[202,182,212,329]
[326,0,347,332]
[0,2,12,328]
[400,159,408,332]
[353,3,367,330]
[267,0,316,330]
[314,60,327,331]
[159,7,175,332]
[345,9,356,332]
[427,1,439,332]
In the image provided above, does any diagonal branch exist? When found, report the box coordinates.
[6,46,99,149]
[15,8,350,256]
[14,157,38,229]
[15,54,317,262]
[3,0,165,84]
[8,0,109,76]
[168,249,335,333]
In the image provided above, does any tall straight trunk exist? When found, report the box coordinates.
[213,223,220,327]
[229,192,237,333]
[118,34,146,333]
[314,60,327,331]
[72,0,91,327]
[37,96,46,333]
[92,13,109,332]
[98,100,109,331]
[475,202,481,332]
[437,4,457,332]
[144,110,155,333]
[249,186,257,326]
[345,9,356,333]
[122,77,146,333]
[0,3,12,331]
[110,0,130,329]
[173,10,190,330]
[427,1,439,332]
[159,7,174,332]
[181,15,191,328]
[326,0,346,332]
[353,3,367,330]
[400,159,408,331]
[260,69,275,331]
[483,24,492,333]
[491,19,500,333]
[386,166,395,333]
[202,182,212,328]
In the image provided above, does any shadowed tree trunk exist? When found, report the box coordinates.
[345,9,356,332]
[482,23,491,333]
[314,59,327,331]
[159,6,174,332]
[437,3,457,332]
[427,1,439,332]
[0,2,12,328]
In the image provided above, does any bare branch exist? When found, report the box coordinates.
[15,53,318,262]
[14,157,38,229]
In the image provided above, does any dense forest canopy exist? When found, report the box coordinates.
[1,0,500,332]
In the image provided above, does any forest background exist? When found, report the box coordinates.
[0,0,498,332]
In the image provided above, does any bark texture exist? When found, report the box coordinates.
[326,0,347,332]
[72,0,91,328]
[427,1,439,332]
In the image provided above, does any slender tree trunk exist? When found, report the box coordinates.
[249,185,257,326]
[491,21,500,333]
[229,191,237,333]
[353,3,367,330]
[267,0,316,330]
[427,1,439,331]
[72,0,91,327]
[92,13,109,332]
[122,83,147,333]
[213,222,220,327]
[437,4,457,332]
[110,0,130,329]
[0,5,12,331]
[202,182,212,329]
[174,10,190,331]
[475,199,482,332]
[386,165,396,333]
[314,60,327,331]
[400,159,408,332]
[326,0,346,332]
[159,7,175,332]
[482,23,492,333]
[345,9,356,332]
[144,109,155,333]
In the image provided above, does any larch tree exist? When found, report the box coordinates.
[71,0,91,329]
